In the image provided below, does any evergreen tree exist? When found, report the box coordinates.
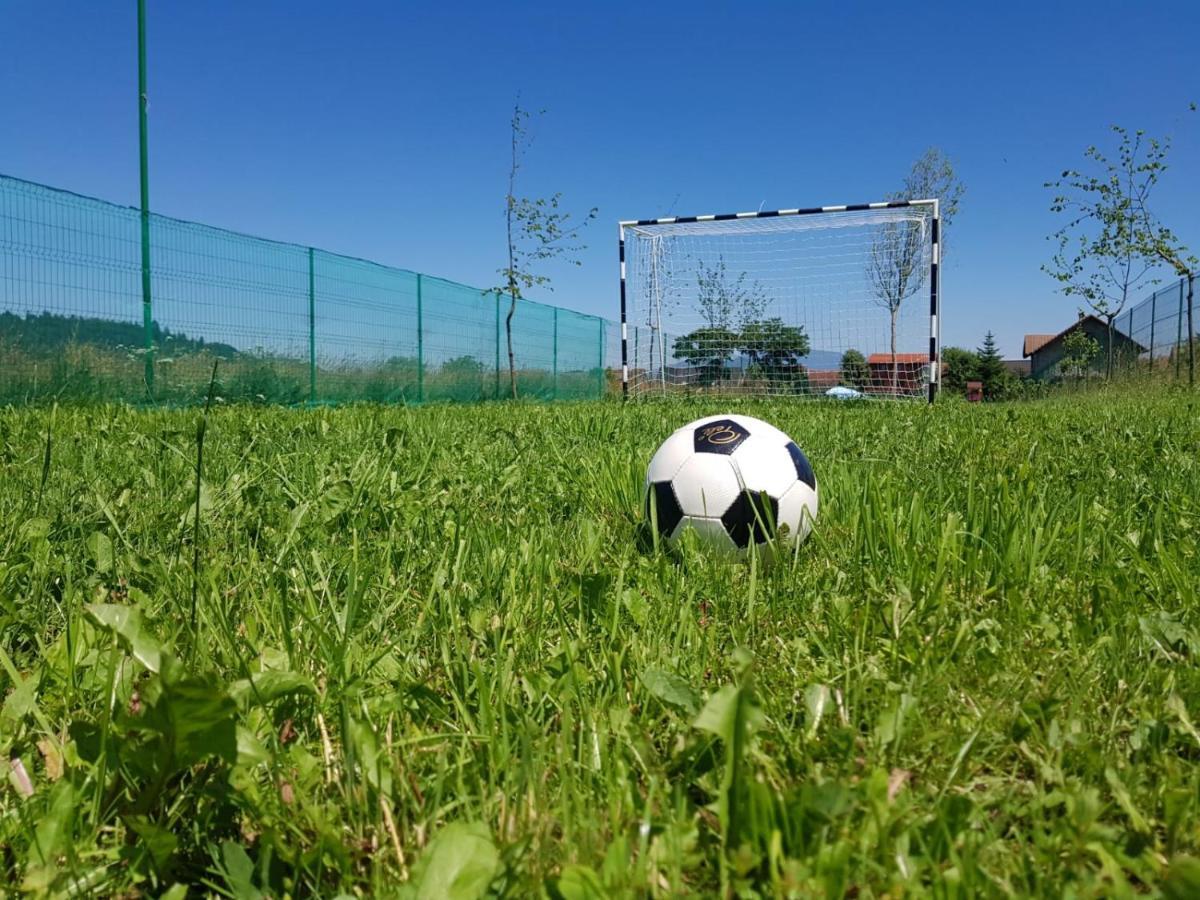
[975,331,1009,399]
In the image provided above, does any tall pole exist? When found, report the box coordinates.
[137,0,153,395]
[308,248,316,403]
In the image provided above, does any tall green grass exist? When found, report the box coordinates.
[2,393,1199,896]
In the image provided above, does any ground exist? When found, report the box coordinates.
[2,392,1199,897]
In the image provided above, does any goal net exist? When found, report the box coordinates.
[620,201,939,401]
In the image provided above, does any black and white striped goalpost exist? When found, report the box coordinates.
[619,198,942,403]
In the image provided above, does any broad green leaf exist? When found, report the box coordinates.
[218,840,264,900]
[229,670,316,707]
[1165,857,1200,900]
[125,815,178,870]
[86,531,113,573]
[86,604,164,673]
[2,670,38,726]
[553,864,606,899]
[804,684,830,738]
[415,822,499,900]
[695,684,763,744]
[236,725,270,768]
[30,779,75,865]
[640,667,700,715]
[876,693,917,747]
[140,674,237,767]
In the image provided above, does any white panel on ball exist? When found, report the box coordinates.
[729,434,798,499]
[777,480,820,544]
[671,454,742,519]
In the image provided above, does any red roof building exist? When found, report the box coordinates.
[866,353,930,395]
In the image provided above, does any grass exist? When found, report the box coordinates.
[2,391,1199,897]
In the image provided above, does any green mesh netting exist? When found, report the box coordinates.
[0,173,613,405]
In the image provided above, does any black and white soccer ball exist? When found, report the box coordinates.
[644,414,818,555]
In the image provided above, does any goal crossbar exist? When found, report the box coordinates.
[618,198,941,402]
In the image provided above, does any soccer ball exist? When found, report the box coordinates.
[644,414,818,555]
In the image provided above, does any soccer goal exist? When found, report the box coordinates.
[619,200,940,401]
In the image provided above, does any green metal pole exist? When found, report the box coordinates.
[598,317,605,399]
[1148,290,1156,375]
[495,291,501,400]
[1177,278,1185,381]
[416,273,424,403]
[137,0,153,396]
[552,307,558,400]
[308,247,316,403]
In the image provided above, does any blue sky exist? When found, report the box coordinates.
[2,0,1197,358]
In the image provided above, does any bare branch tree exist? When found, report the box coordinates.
[867,148,964,393]
[497,103,596,399]
[1044,125,1171,378]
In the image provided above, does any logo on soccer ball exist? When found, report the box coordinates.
[693,419,749,455]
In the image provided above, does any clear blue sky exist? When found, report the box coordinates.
[3,0,1197,358]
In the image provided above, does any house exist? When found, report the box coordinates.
[1002,359,1031,378]
[866,352,929,395]
[806,369,841,392]
[1022,315,1146,380]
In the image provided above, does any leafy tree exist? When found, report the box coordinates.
[940,346,980,395]
[1059,326,1101,385]
[497,103,596,399]
[1044,125,1176,378]
[839,349,869,389]
[696,256,768,331]
[975,331,1011,400]
[672,327,737,387]
[740,318,810,390]
[868,148,965,392]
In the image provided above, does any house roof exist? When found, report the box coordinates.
[807,369,840,387]
[1023,314,1147,358]
[867,353,929,365]
[1023,334,1055,357]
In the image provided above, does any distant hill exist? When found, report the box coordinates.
[0,311,239,358]
[798,349,846,370]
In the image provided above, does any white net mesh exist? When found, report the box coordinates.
[622,206,936,399]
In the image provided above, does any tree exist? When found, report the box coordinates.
[975,332,1010,400]
[1132,138,1197,385]
[740,318,810,391]
[1044,125,1172,378]
[940,346,980,395]
[839,349,869,389]
[695,256,768,331]
[672,327,737,387]
[1060,325,1100,385]
[868,148,965,393]
[498,103,596,398]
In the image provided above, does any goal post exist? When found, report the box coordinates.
[619,199,941,402]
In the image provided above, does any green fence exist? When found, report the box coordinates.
[0,173,612,405]
[1115,276,1197,383]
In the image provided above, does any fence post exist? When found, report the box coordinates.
[1189,273,1196,388]
[416,273,424,403]
[308,247,316,404]
[552,307,558,400]
[1148,289,1156,374]
[138,0,154,398]
[597,317,605,399]
[495,291,501,400]
[1178,278,1185,381]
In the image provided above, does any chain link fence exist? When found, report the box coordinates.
[1115,276,1197,383]
[1,173,616,405]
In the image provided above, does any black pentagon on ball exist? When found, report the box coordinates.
[721,491,780,549]
[786,441,817,490]
[693,418,750,455]
[645,481,684,538]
